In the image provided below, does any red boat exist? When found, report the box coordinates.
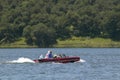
[34,56,80,63]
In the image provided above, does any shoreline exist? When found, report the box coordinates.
[0,37,120,48]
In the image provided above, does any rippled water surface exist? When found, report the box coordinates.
[0,48,120,80]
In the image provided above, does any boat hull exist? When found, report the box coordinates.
[34,57,80,63]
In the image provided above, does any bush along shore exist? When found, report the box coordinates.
[0,37,120,48]
[54,37,120,48]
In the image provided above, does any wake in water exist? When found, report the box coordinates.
[52,59,86,64]
[7,57,35,64]
[75,59,86,63]
[80,59,86,63]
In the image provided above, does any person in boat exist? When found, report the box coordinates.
[62,54,66,57]
[53,54,61,58]
[39,54,43,59]
[45,50,53,58]
[53,54,66,58]
[53,54,57,58]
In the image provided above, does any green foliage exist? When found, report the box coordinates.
[54,37,120,48]
[0,0,120,47]
[23,23,57,47]
[105,12,120,40]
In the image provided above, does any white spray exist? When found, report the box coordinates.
[8,57,35,63]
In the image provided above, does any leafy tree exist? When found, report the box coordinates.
[22,25,33,45]
[0,24,17,44]
[23,23,57,47]
[105,12,120,41]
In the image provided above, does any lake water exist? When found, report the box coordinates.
[0,48,120,80]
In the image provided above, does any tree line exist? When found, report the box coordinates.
[0,0,120,47]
